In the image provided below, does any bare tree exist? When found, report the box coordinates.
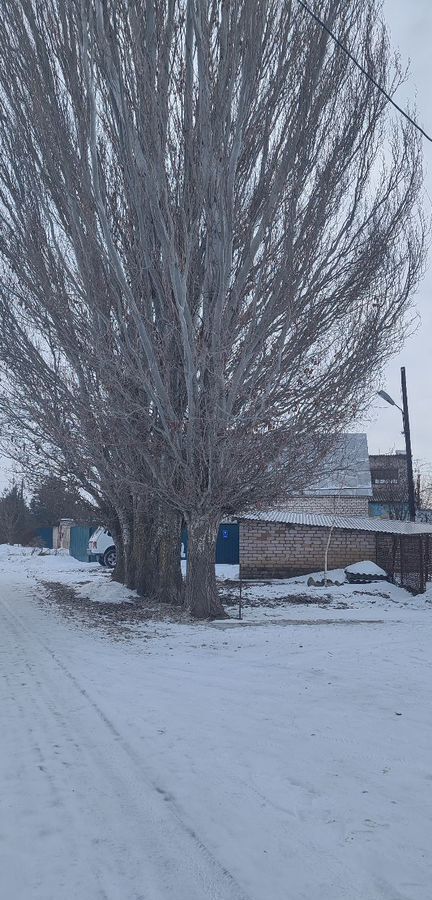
[0,0,425,617]
[416,465,432,518]
[0,331,183,601]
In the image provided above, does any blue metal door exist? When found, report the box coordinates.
[215,524,239,564]
[181,523,239,564]
[69,526,97,562]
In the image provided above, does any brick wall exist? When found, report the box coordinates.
[277,495,369,516]
[240,520,376,579]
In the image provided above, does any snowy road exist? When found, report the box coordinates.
[1,547,432,900]
[0,567,246,900]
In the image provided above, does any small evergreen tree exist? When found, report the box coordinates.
[30,476,94,527]
[0,484,34,545]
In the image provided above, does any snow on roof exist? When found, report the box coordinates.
[302,433,372,498]
[240,510,432,535]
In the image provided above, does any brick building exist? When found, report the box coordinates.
[275,494,368,517]
[239,433,372,575]
[238,434,432,591]
[239,510,432,592]
[240,513,375,579]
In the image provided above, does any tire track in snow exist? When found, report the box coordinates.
[0,588,250,900]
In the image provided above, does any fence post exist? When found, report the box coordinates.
[399,536,403,588]
[419,536,425,593]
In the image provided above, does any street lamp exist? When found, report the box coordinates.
[376,390,399,408]
[377,366,416,521]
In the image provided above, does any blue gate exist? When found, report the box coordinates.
[69,526,97,562]
[181,523,239,564]
[35,526,54,549]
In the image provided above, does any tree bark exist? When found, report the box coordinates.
[116,504,135,589]
[153,507,184,605]
[130,495,155,596]
[110,521,125,584]
[99,505,125,584]
[130,500,183,604]
[184,515,227,619]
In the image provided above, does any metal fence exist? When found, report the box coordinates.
[69,525,97,563]
[376,533,431,594]
[35,526,54,549]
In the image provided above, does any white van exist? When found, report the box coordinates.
[88,527,117,568]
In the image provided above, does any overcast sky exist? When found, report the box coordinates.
[361,0,432,472]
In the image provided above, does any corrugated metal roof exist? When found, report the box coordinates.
[240,510,432,535]
[301,433,373,498]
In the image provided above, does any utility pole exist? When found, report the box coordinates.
[400,367,416,522]
[415,473,421,510]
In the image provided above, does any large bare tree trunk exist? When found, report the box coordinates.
[116,505,135,590]
[110,498,183,603]
[128,498,183,604]
[184,515,227,619]
[112,535,125,584]
[107,513,125,585]
[129,496,155,596]
[153,508,184,605]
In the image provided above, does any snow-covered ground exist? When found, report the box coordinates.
[1,545,432,899]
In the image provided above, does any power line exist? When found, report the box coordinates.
[296,0,432,143]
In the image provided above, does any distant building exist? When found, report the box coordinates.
[369,452,409,520]
[273,433,372,518]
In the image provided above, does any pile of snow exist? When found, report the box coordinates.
[424,581,432,603]
[345,560,388,584]
[74,576,138,605]
[226,565,425,618]
[0,544,43,559]
[0,544,137,606]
